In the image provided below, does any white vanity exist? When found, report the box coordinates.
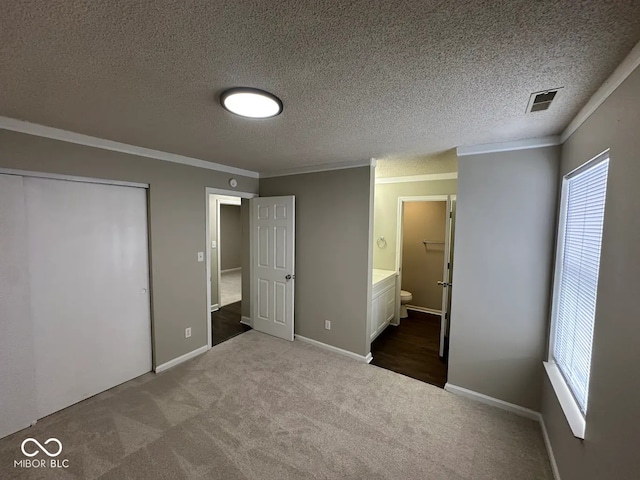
[370,269,397,341]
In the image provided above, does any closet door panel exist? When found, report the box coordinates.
[25,177,152,418]
[0,174,37,438]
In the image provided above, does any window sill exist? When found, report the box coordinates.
[543,361,586,439]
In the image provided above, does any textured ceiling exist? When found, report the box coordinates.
[376,149,458,177]
[1,1,640,174]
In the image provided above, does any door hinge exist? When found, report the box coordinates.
[447,262,450,269]
[449,211,453,218]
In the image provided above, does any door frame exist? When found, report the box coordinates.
[205,187,257,350]
[395,195,453,355]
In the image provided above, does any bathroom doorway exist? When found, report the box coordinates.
[371,195,456,388]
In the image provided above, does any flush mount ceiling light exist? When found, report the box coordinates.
[220,87,283,119]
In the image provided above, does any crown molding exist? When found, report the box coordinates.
[375,172,458,184]
[561,39,640,143]
[456,136,561,157]
[0,116,259,179]
[259,158,374,178]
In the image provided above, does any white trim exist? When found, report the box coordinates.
[543,362,586,439]
[259,158,374,178]
[562,39,640,143]
[155,345,208,373]
[375,172,458,184]
[407,305,442,316]
[206,187,256,199]
[0,168,148,189]
[216,198,222,313]
[456,136,561,157]
[210,304,219,313]
[295,335,372,363]
[444,383,541,421]
[444,382,561,479]
[398,194,449,203]
[221,267,242,274]
[219,197,242,206]
[544,151,608,440]
[540,415,562,480]
[0,115,259,178]
[240,316,253,327]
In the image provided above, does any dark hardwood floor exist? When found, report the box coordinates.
[371,310,448,388]
[211,301,251,346]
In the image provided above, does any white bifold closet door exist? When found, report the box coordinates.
[0,175,37,439]
[24,177,152,419]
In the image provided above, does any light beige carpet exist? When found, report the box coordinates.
[220,269,242,306]
[0,331,553,479]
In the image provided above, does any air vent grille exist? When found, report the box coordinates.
[527,88,562,113]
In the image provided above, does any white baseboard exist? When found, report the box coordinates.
[220,267,241,274]
[444,383,561,479]
[295,335,372,363]
[210,303,219,312]
[240,316,252,327]
[540,415,562,480]
[155,345,208,373]
[407,305,442,316]
[444,383,540,421]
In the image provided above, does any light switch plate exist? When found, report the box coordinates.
[197,252,204,262]
[211,241,217,249]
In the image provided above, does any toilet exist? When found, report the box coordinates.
[400,290,413,319]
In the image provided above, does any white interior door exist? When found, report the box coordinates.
[25,177,152,418]
[251,196,295,341]
[439,197,455,357]
[0,175,37,438]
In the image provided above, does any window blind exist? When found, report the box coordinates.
[553,157,609,415]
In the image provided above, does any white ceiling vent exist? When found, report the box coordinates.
[526,88,562,113]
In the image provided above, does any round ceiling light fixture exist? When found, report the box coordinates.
[220,87,283,119]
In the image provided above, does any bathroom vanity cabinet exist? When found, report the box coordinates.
[371,270,397,342]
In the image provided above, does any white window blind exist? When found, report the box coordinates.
[552,156,609,415]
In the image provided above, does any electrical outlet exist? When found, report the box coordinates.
[185,327,192,338]
[324,320,331,330]
[197,252,204,262]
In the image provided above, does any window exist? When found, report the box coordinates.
[545,151,609,439]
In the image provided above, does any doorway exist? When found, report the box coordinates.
[205,190,297,348]
[371,195,456,388]
[206,189,255,347]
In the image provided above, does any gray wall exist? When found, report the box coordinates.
[448,146,559,411]
[260,167,374,357]
[0,130,258,366]
[542,66,640,480]
[219,204,242,270]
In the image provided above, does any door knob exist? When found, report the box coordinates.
[285,274,295,281]
[437,281,452,287]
